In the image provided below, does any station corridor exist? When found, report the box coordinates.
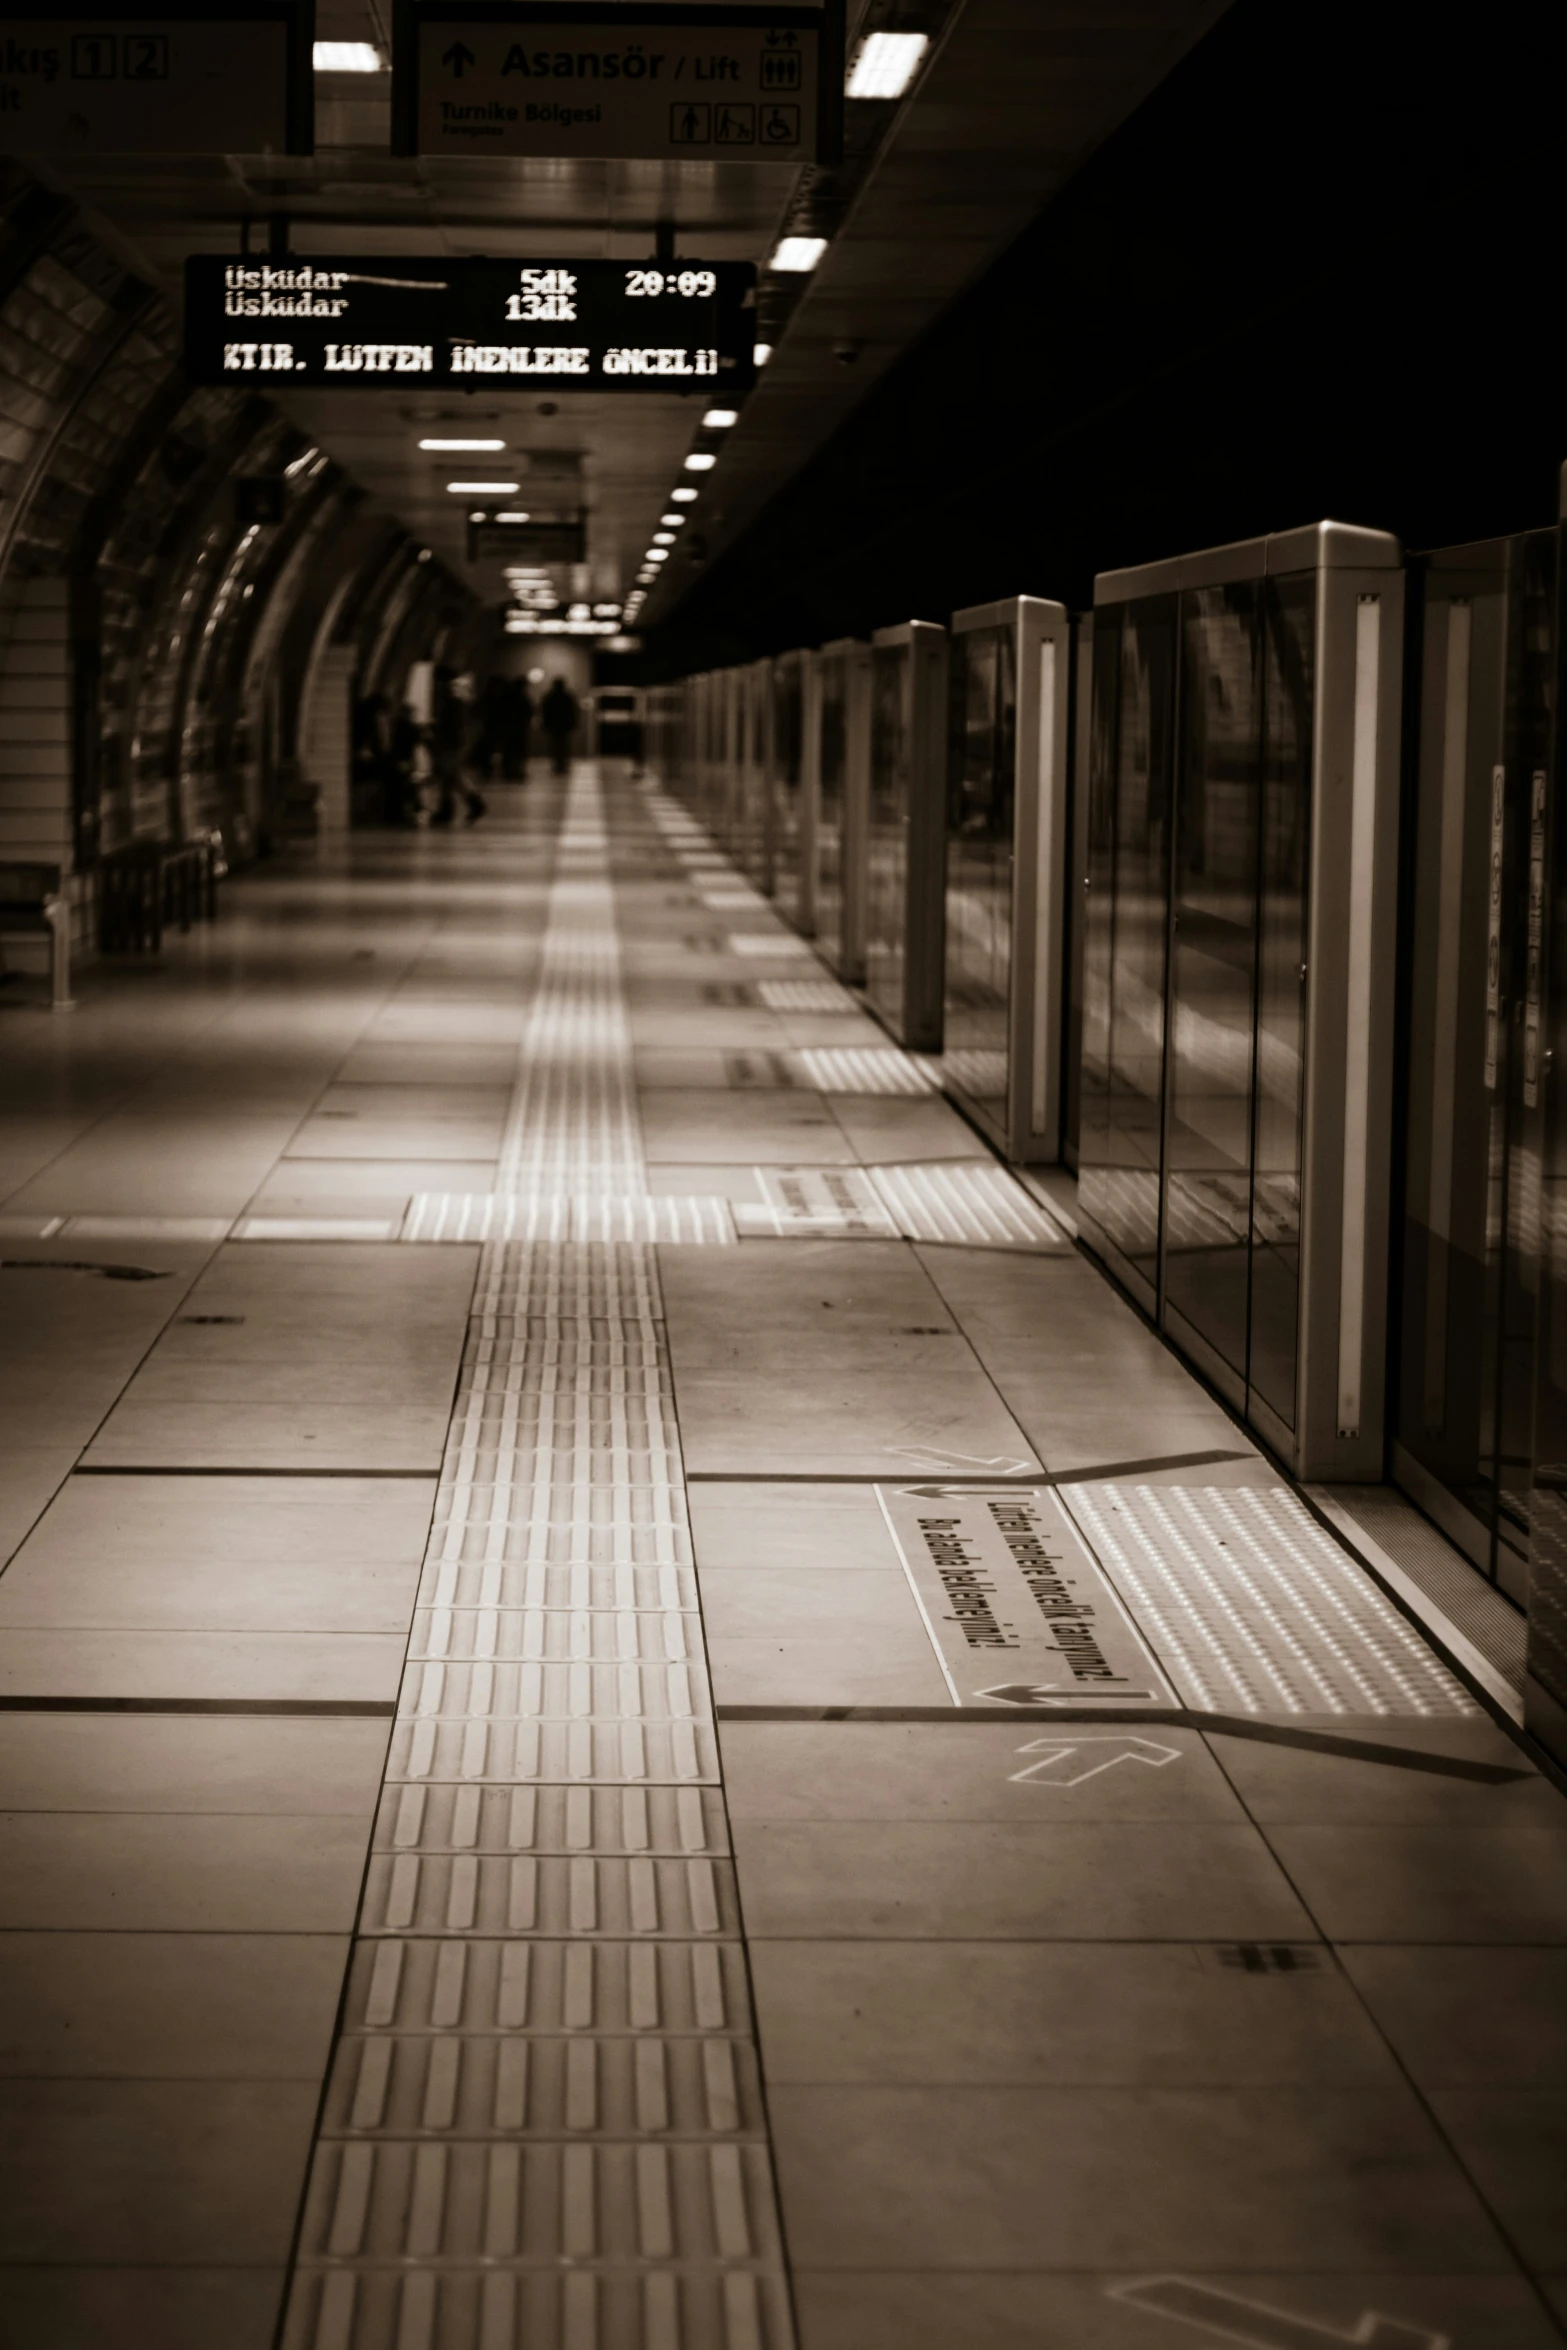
[1,770,1564,2350]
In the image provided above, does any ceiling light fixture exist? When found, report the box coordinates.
[448,480,519,493]
[494,511,531,523]
[683,452,717,472]
[702,408,738,428]
[845,30,928,98]
[671,486,698,503]
[769,235,827,273]
[652,532,675,546]
[753,342,773,366]
[661,513,685,527]
[313,39,382,70]
[420,437,504,452]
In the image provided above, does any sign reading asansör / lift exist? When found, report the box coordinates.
[396,2,835,162]
[183,255,757,393]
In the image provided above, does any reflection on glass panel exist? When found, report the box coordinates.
[1248,576,1314,1429]
[1165,586,1261,1381]
[1397,556,1509,1561]
[1496,535,1556,1583]
[773,661,803,914]
[1078,611,1122,1204]
[1527,526,1567,1709]
[1092,601,1175,1301]
[866,644,909,1022]
[816,656,849,967]
[944,627,1015,1124]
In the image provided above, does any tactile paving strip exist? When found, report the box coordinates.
[281,777,795,2349]
[792,1046,937,1094]
[754,980,858,1014]
[1062,1483,1479,1718]
[725,932,814,959]
[865,1162,1067,1248]
[402,1196,736,1245]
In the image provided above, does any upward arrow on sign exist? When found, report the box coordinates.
[442,40,476,74]
[1111,2276,1448,2350]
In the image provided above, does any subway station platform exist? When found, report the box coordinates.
[1,769,1564,2350]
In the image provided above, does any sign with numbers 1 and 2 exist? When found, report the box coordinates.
[0,4,313,154]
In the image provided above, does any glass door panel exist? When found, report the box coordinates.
[1248,575,1315,1430]
[1399,554,1511,1555]
[1099,599,1176,1303]
[944,626,1014,1123]
[773,660,803,916]
[1164,584,1261,1383]
[866,643,909,1024]
[1527,522,1567,1726]
[1078,611,1122,1203]
[1496,533,1558,1588]
[816,655,848,968]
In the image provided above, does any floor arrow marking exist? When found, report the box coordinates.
[1009,1735,1181,1786]
[891,1449,1033,1476]
[1110,2275,1448,2350]
[977,1681,1163,1708]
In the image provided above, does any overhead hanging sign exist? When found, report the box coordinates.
[0,5,313,154]
[393,2,839,162]
[183,255,757,393]
[469,516,585,563]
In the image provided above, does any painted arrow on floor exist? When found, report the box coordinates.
[892,1451,1033,1476]
[1008,1735,1180,1786]
[1110,2276,1448,2349]
[977,1681,1165,1709]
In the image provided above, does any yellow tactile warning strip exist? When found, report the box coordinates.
[281,776,795,2350]
[1061,1482,1479,1718]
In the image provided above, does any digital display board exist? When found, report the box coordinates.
[183,256,756,393]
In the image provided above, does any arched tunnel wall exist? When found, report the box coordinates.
[0,168,475,954]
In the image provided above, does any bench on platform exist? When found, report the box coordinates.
[0,861,73,1007]
[99,833,221,955]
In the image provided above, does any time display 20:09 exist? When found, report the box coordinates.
[624,269,718,299]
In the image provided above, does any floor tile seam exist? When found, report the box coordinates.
[1192,1723,1559,2300]
[0,1255,223,1573]
[312,2137,773,2152]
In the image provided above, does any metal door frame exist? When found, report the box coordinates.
[947,594,1072,1160]
[1089,522,1404,1480]
[869,618,948,1047]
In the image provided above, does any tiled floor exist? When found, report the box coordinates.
[1,769,1563,2349]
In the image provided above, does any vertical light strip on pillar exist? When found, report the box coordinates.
[1337,593,1382,1441]
[1422,595,1472,1432]
[1030,632,1059,1135]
